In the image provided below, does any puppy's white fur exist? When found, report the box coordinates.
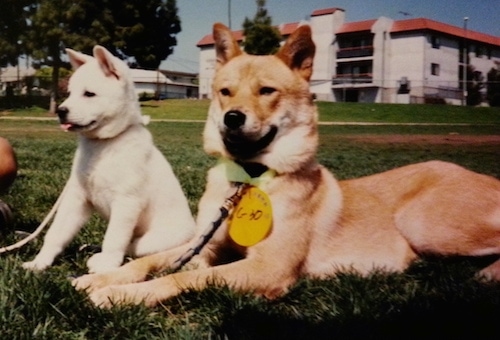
[23,46,195,273]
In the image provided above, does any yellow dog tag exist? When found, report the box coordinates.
[228,186,273,247]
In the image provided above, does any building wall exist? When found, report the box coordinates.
[389,34,426,101]
[197,10,500,105]
[310,10,345,101]
[162,84,198,99]
[388,31,499,105]
[425,34,462,104]
[470,44,500,77]
[371,17,393,102]
[134,83,198,99]
[198,46,216,99]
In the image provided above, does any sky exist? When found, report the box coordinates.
[160,0,500,73]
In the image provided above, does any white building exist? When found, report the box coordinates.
[130,68,198,99]
[0,65,36,94]
[197,8,500,105]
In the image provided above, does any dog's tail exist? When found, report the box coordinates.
[0,184,67,254]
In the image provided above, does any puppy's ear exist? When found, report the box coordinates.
[66,49,93,70]
[276,25,315,81]
[213,22,242,68]
[93,45,121,79]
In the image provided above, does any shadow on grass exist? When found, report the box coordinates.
[214,257,500,340]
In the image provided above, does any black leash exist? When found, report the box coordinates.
[170,183,248,272]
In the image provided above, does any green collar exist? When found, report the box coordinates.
[216,158,276,188]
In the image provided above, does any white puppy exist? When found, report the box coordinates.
[23,46,196,273]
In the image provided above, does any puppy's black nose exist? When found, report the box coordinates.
[56,106,69,120]
[224,110,246,130]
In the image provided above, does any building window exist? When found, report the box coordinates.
[459,41,468,63]
[431,63,440,76]
[431,35,440,49]
[397,77,410,94]
[475,45,485,58]
[337,33,375,58]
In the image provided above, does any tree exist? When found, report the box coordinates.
[465,65,484,106]
[242,0,281,55]
[112,0,181,69]
[34,67,72,93]
[27,0,83,112]
[60,0,181,69]
[486,66,500,107]
[0,0,32,67]
[25,0,181,112]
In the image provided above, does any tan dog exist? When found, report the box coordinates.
[72,23,500,307]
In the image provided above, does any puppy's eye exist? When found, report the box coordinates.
[84,91,96,97]
[259,87,276,95]
[220,88,230,96]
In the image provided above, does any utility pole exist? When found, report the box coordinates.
[462,17,468,106]
[228,0,232,29]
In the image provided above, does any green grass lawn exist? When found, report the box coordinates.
[3,99,500,124]
[0,101,499,339]
[316,101,500,124]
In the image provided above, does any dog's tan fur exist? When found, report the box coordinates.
[72,23,500,307]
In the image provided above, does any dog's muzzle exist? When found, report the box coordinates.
[224,110,246,130]
[56,106,97,132]
[56,106,69,122]
[222,110,277,159]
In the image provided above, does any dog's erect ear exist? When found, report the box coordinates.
[93,45,121,79]
[66,49,94,70]
[276,25,316,81]
[213,22,242,68]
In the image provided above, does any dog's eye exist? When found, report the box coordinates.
[259,87,276,96]
[220,88,231,96]
[84,91,96,97]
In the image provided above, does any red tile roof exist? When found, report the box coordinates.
[279,22,300,36]
[337,19,377,34]
[311,7,344,17]
[197,9,499,47]
[392,18,500,46]
[197,22,300,47]
[196,29,243,47]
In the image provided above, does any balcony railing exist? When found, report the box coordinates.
[337,46,374,59]
[332,73,373,85]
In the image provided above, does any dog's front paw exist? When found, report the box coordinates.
[478,260,500,281]
[72,272,114,292]
[89,284,158,308]
[86,252,123,273]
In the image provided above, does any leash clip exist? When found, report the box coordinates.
[170,182,249,272]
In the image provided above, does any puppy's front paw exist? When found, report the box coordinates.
[22,259,51,272]
[86,252,123,273]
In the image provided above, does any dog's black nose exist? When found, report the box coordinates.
[224,110,246,130]
[56,106,69,120]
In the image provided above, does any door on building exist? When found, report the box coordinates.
[345,89,359,102]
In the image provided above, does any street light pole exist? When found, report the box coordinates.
[17,40,22,91]
[228,0,232,29]
[462,17,468,106]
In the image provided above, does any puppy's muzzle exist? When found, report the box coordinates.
[56,106,69,122]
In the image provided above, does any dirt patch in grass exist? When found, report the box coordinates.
[338,134,500,145]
